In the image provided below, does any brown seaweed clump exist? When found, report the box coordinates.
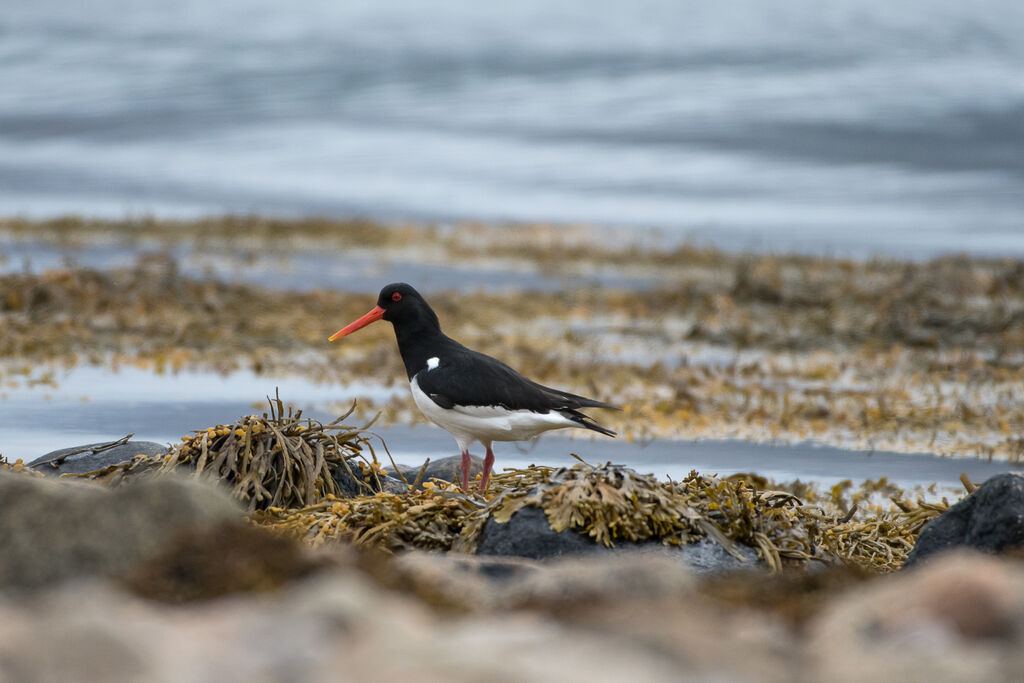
[0,457,43,478]
[814,496,950,570]
[454,461,822,571]
[252,458,960,573]
[74,397,391,512]
[253,487,480,552]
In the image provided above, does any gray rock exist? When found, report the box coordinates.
[29,440,169,475]
[395,454,484,487]
[476,506,597,559]
[0,470,242,590]
[904,472,1024,568]
[330,466,407,497]
[475,504,761,573]
[676,537,762,573]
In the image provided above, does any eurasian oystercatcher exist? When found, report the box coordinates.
[328,283,619,491]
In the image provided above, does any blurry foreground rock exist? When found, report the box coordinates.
[0,552,790,683]
[5,544,1024,682]
[0,470,240,590]
[904,472,1024,567]
[811,552,1024,683]
[125,523,330,603]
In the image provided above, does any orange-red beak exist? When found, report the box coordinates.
[328,305,385,341]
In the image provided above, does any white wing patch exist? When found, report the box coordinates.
[426,356,440,370]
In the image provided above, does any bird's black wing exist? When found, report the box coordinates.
[415,346,618,413]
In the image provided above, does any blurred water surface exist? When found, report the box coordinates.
[1,0,1023,255]
[1,365,1015,488]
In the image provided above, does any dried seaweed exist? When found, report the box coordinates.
[452,461,823,570]
[0,457,43,478]
[253,488,481,552]
[71,395,388,512]
[252,458,964,573]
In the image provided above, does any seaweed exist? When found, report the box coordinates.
[253,487,481,552]
[453,460,822,571]
[71,395,389,512]
[0,456,43,477]
[252,455,962,573]
[3,224,1024,462]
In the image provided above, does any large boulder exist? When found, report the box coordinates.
[904,473,1024,568]
[0,470,242,590]
[29,440,169,475]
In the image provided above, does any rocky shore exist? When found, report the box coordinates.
[3,413,1024,682]
[3,218,1024,681]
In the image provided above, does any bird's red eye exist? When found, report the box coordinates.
[391,292,402,302]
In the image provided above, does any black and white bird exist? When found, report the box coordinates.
[328,283,619,491]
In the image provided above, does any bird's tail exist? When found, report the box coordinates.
[538,384,622,412]
[561,409,617,438]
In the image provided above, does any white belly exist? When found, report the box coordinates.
[409,375,578,450]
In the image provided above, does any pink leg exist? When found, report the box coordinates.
[460,450,471,491]
[479,444,495,492]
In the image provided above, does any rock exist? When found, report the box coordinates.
[904,472,1024,567]
[0,568,701,683]
[476,506,596,558]
[0,470,241,590]
[475,504,762,573]
[29,440,169,475]
[390,551,696,611]
[394,454,484,487]
[330,465,407,497]
[809,552,1024,683]
[124,522,331,603]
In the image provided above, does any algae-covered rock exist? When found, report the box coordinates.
[72,398,403,510]
[904,473,1024,568]
[0,567,696,683]
[0,470,241,590]
[29,439,169,475]
[456,462,816,571]
[474,504,762,572]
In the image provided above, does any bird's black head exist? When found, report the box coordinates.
[375,283,428,323]
[328,282,439,341]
